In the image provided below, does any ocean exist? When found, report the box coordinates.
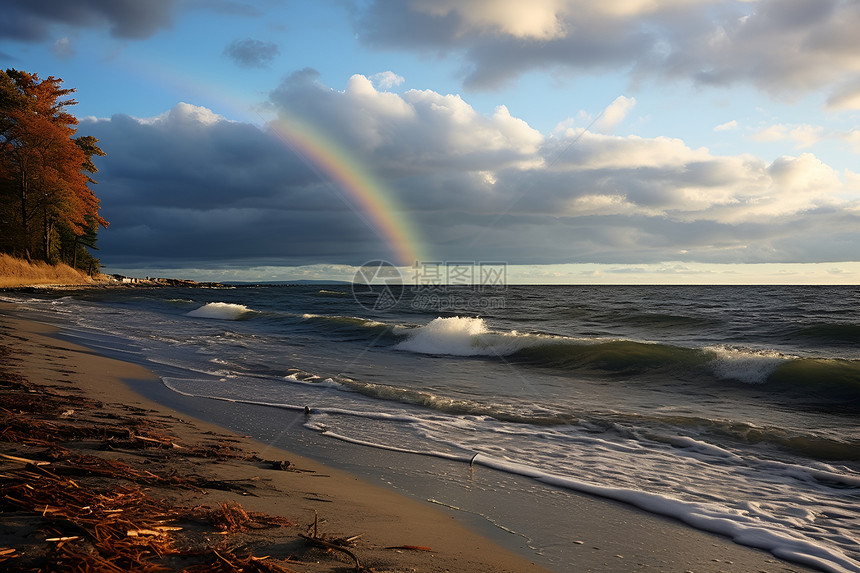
[3,284,859,572]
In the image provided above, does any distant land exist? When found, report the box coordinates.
[222,280,352,285]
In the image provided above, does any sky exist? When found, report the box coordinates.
[3,0,860,284]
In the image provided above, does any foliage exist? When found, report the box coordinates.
[0,69,108,271]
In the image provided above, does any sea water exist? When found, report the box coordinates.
[4,285,859,572]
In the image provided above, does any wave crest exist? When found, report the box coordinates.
[394,316,554,356]
[186,302,252,320]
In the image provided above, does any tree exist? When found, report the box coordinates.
[0,69,108,267]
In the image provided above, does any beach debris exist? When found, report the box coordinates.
[0,455,299,571]
[270,459,292,470]
[385,545,433,552]
[207,501,296,533]
[182,548,300,573]
[299,533,363,570]
[0,452,50,466]
[1,462,184,570]
[263,458,316,473]
[299,510,365,571]
[190,439,250,460]
[0,363,306,572]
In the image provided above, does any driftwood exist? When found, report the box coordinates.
[296,510,367,571]
[386,544,434,551]
[298,533,362,570]
[0,452,50,466]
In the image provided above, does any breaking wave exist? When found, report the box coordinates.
[393,318,860,408]
[186,302,253,320]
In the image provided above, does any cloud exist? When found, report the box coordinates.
[82,106,384,268]
[593,96,636,133]
[269,70,544,173]
[0,0,177,42]
[0,0,261,45]
[224,38,280,68]
[751,123,789,143]
[751,123,826,148]
[370,71,405,89]
[354,0,860,109]
[826,78,860,110]
[409,0,571,40]
[51,36,75,59]
[139,102,227,126]
[83,75,860,271]
[714,120,738,132]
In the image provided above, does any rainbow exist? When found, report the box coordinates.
[267,115,424,267]
[117,56,425,267]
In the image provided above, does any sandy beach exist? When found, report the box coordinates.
[0,300,823,572]
[0,307,550,572]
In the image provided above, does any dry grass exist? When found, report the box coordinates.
[0,254,97,287]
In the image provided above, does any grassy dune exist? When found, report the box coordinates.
[0,254,98,288]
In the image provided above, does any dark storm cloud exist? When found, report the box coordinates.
[81,103,396,268]
[355,1,462,49]
[354,0,860,108]
[0,0,177,42]
[82,76,860,271]
[224,38,280,68]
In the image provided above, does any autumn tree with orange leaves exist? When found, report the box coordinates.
[0,69,108,271]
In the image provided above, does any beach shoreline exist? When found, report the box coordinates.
[0,299,825,572]
[0,306,549,572]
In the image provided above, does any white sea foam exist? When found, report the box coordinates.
[301,313,387,327]
[186,302,251,320]
[284,374,346,390]
[394,316,550,356]
[704,345,794,384]
[471,453,860,573]
[665,435,739,459]
[395,316,488,355]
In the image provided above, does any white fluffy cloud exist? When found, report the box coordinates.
[593,96,637,133]
[139,102,227,126]
[270,70,544,173]
[370,71,405,89]
[714,120,738,132]
[409,0,573,40]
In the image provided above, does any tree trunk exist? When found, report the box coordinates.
[18,167,31,262]
[43,206,48,260]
